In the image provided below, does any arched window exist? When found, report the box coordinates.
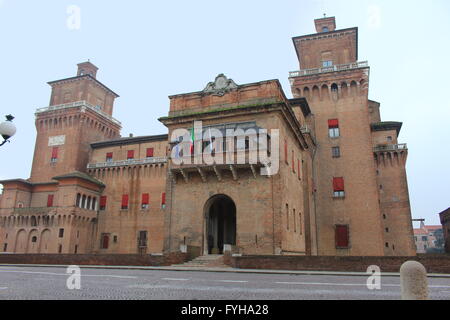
[322,26,329,32]
[76,193,81,207]
[81,195,86,209]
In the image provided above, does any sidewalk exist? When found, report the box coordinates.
[1,263,450,278]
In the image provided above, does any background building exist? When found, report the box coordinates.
[414,220,445,253]
[0,17,416,257]
[439,208,450,253]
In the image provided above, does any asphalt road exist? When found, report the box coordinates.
[0,266,449,300]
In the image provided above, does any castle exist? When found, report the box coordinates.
[0,17,416,257]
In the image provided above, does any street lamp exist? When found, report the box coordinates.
[0,115,17,147]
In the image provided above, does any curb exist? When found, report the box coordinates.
[1,264,450,278]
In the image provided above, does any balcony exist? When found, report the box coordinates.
[35,100,121,126]
[87,156,168,169]
[289,61,369,78]
[374,144,408,152]
[12,207,53,216]
[170,149,269,183]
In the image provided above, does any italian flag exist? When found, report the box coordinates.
[190,127,195,155]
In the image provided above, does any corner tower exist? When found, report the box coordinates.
[289,17,415,256]
[30,62,122,183]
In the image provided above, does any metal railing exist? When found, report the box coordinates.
[374,144,408,152]
[289,61,369,78]
[87,156,168,169]
[35,100,121,126]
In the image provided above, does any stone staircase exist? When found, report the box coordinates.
[172,254,230,268]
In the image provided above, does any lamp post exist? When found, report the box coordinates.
[0,115,17,147]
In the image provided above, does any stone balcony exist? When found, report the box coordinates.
[12,207,53,216]
[169,149,269,183]
[87,157,168,169]
[289,61,369,78]
[373,144,408,152]
[35,100,121,126]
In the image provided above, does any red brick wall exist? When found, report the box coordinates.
[226,254,450,274]
[0,252,187,266]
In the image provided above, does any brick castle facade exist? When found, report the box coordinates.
[0,17,416,257]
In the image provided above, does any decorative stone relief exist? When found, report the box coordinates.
[203,74,238,96]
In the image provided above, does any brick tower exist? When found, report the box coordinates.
[289,17,415,256]
[30,62,121,183]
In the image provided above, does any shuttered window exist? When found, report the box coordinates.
[335,225,349,248]
[142,193,149,209]
[146,148,154,158]
[121,194,129,209]
[127,150,134,160]
[99,196,107,210]
[333,177,345,198]
[106,152,113,162]
[47,195,54,207]
[51,147,58,162]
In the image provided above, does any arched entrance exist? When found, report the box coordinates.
[204,195,236,254]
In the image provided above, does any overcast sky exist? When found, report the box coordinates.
[0,0,448,226]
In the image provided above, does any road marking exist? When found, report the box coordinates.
[162,278,190,281]
[216,280,248,283]
[0,269,137,279]
[276,282,375,287]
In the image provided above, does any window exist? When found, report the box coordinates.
[284,140,288,164]
[3,243,7,252]
[286,204,289,230]
[322,26,329,32]
[58,244,62,253]
[121,194,129,210]
[299,212,303,235]
[333,177,345,198]
[385,242,389,248]
[106,152,113,162]
[31,236,37,243]
[335,225,349,248]
[422,236,428,241]
[322,60,333,67]
[297,159,301,180]
[113,235,118,243]
[292,151,295,173]
[141,193,149,209]
[76,193,81,207]
[146,148,154,158]
[332,146,341,158]
[47,195,54,207]
[387,136,393,142]
[59,228,64,238]
[385,228,389,233]
[127,150,134,160]
[51,147,58,163]
[161,192,166,209]
[328,119,340,138]
[101,233,110,249]
[293,208,296,233]
[99,196,107,210]
[138,231,148,247]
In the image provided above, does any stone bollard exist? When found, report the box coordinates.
[400,261,429,300]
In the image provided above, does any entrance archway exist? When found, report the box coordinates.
[204,194,236,254]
